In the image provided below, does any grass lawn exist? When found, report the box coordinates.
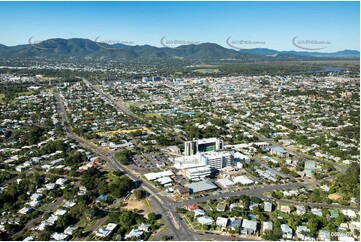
[144,113,161,118]
[328,193,343,200]
[191,64,219,68]
[17,91,34,96]
[123,101,152,107]
[192,68,220,74]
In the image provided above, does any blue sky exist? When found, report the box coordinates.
[0,1,359,51]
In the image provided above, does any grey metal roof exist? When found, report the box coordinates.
[186,180,217,193]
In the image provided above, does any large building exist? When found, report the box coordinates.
[185,180,218,194]
[174,151,234,171]
[184,138,224,156]
[184,165,212,180]
[199,151,233,170]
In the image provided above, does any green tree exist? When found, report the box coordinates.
[133,189,146,200]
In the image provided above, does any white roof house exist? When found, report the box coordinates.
[262,221,273,232]
[19,207,32,215]
[125,229,144,239]
[30,193,44,201]
[241,219,258,234]
[341,209,357,218]
[45,183,56,190]
[318,230,331,241]
[296,205,306,215]
[28,200,41,207]
[35,221,52,231]
[64,225,78,235]
[138,223,151,232]
[54,209,67,216]
[63,201,76,208]
[264,202,273,212]
[55,178,68,186]
[51,232,69,241]
[311,208,322,216]
[47,215,59,225]
[296,226,313,241]
[281,224,293,239]
[197,216,214,225]
[193,209,206,217]
[216,217,229,227]
[95,223,117,237]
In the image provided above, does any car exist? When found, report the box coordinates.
[230,235,236,238]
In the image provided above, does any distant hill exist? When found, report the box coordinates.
[239,48,360,58]
[0,38,359,61]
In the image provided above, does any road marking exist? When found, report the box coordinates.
[167,211,180,230]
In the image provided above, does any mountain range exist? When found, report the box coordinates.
[239,48,360,58]
[0,38,359,61]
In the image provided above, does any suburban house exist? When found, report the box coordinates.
[281,224,293,239]
[228,218,242,231]
[197,216,214,226]
[318,230,331,241]
[124,229,144,239]
[241,219,258,235]
[216,217,229,231]
[296,226,313,241]
[262,221,273,233]
[280,205,291,214]
[264,202,272,212]
[95,223,117,237]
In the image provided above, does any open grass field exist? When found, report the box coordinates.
[192,68,220,74]
[328,193,343,200]
[97,127,150,136]
[144,113,161,118]
[122,101,152,107]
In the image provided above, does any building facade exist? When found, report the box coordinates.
[184,138,224,156]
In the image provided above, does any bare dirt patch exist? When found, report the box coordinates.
[123,194,152,217]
